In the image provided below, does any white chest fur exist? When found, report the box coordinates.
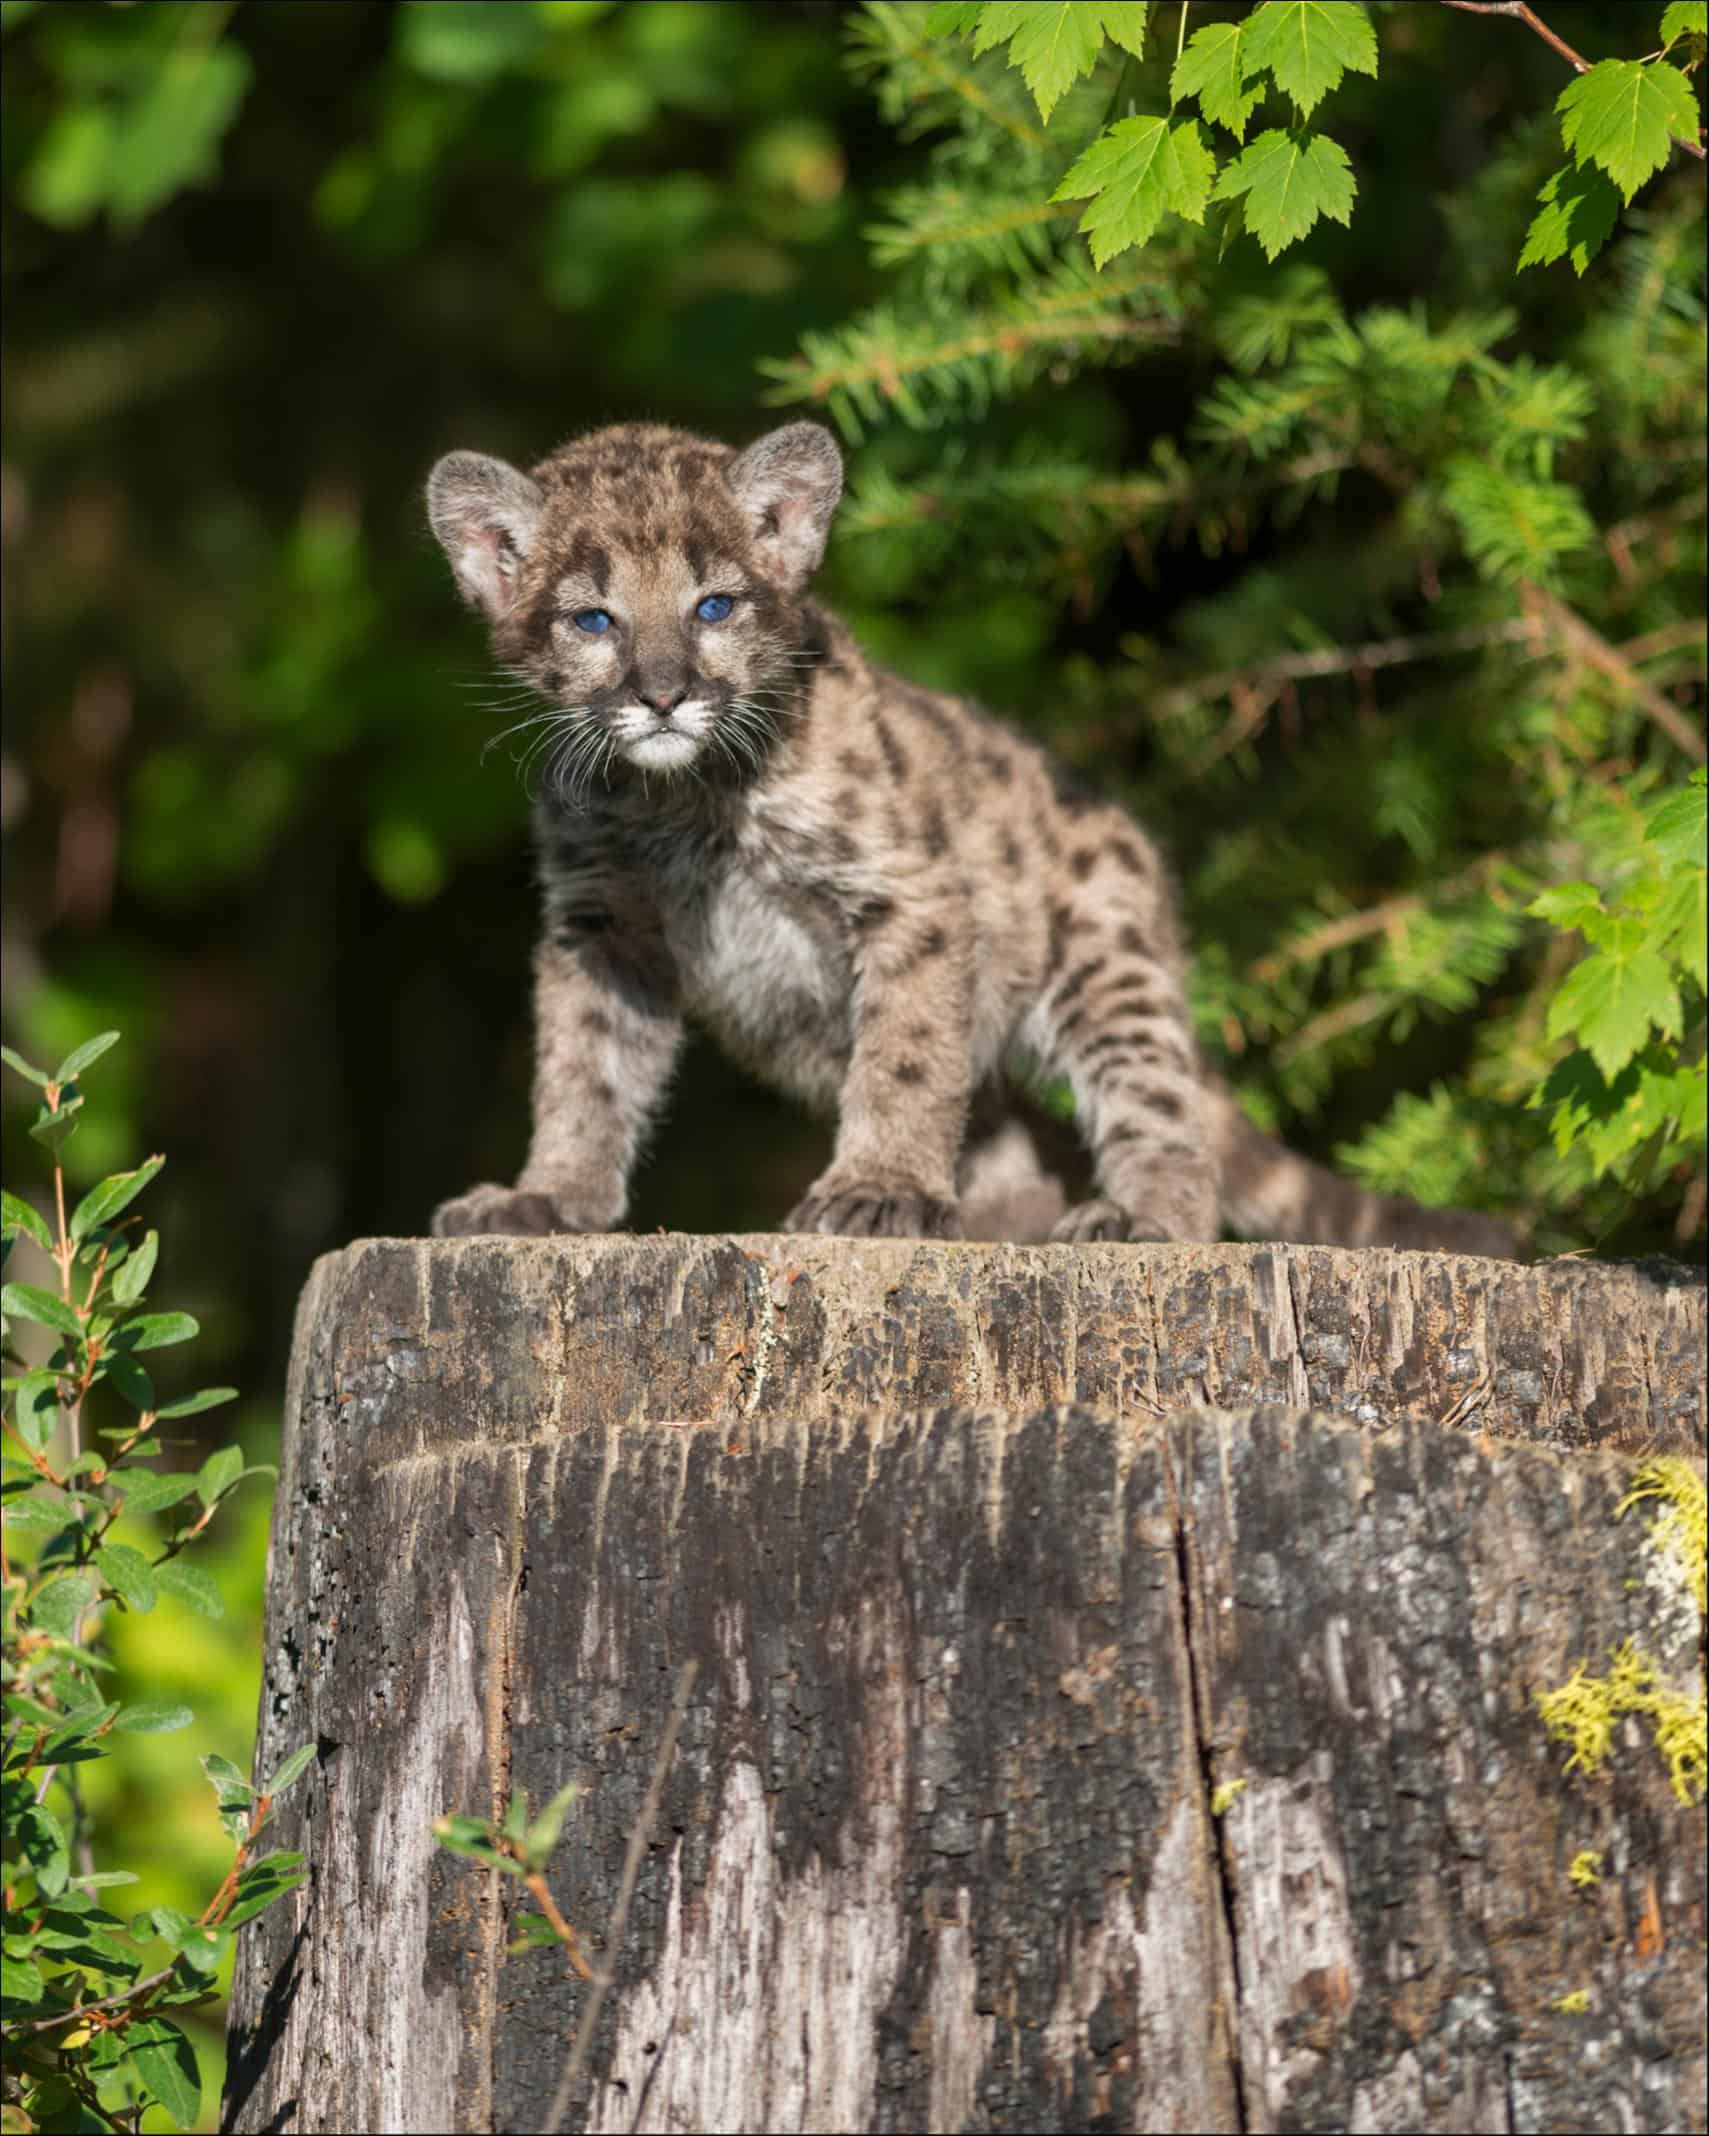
[670,859,852,1100]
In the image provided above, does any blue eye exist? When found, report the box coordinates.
[573,609,613,635]
[696,594,734,624]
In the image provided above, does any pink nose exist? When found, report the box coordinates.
[638,681,688,715]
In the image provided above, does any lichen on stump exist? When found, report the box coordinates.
[225,1239,1706,2135]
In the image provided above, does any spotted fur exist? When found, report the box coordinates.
[427,421,1515,1256]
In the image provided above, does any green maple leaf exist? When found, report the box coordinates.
[1649,867,1708,988]
[1517,163,1621,275]
[973,1,1149,122]
[1529,881,1605,932]
[1211,127,1354,259]
[1557,60,1700,204]
[1659,1,1707,63]
[1645,772,1707,870]
[1172,22,1264,142]
[1240,1,1376,122]
[1546,925,1682,1080]
[1053,116,1216,266]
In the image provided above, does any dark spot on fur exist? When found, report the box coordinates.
[1100,1124,1144,1148]
[893,1060,926,1086]
[1047,903,1072,966]
[581,1008,614,1036]
[853,895,895,934]
[1070,847,1097,882]
[1116,925,1152,956]
[981,748,1014,784]
[1051,765,1102,817]
[1053,957,1108,1009]
[838,748,878,779]
[683,537,707,582]
[908,1023,933,1045]
[918,925,948,959]
[922,801,950,860]
[1001,832,1024,873]
[592,1080,617,1108]
[1142,1089,1186,1120]
[1108,839,1150,878]
[829,828,858,865]
[836,788,864,822]
[873,713,909,784]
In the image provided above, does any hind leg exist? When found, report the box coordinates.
[1027,833,1218,1244]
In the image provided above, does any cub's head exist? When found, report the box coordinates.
[427,421,841,790]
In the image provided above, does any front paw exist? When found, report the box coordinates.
[785,1176,962,1240]
[1051,1197,1134,1244]
[431,1184,589,1237]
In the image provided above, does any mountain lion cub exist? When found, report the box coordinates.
[427,419,1513,1257]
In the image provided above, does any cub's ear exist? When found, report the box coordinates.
[725,422,843,591]
[426,451,544,619]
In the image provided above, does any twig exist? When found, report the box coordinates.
[4,1963,178,2038]
[543,1660,699,2136]
[1252,852,1513,983]
[1528,585,1707,762]
[1157,618,1538,724]
[1440,0,1707,160]
[525,1870,595,1983]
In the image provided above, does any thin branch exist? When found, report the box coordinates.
[543,1660,699,2136]
[1528,585,1707,762]
[1156,618,1539,723]
[1253,853,1514,984]
[3,1963,179,2038]
[1440,0,1708,160]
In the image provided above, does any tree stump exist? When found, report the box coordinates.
[225,1239,1706,2135]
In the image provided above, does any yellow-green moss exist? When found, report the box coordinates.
[1538,1457,1708,1808]
[1210,1778,1247,1816]
[1617,1457,1707,1618]
[1551,1990,1590,2015]
[1567,1848,1603,1888]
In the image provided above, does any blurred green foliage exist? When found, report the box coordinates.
[0,1,1704,2117]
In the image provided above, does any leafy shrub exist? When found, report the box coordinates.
[1,1037,308,2134]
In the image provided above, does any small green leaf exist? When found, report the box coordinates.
[115,1310,199,1351]
[115,1700,194,1734]
[972,0,1149,122]
[53,1033,120,1083]
[1661,0,1707,45]
[1,1190,52,1252]
[925,0,985,31]
[196,1444,246,1503]
[1557,58,1700,204]
[1172,21,1263,141]
[31,1572,98,1642]
[153,1385,238,1420]
[1,1952,44,2005]
[29,1093,83,1154]
[1052,115,1216,266]
[1239,0,1376,121]
[70,1157,164,1243]
[0,1283,83,1339]
[0,1044,48,1087]
[104,1350,156,1411]
[110,1469,199,1516]
[18,1804,70,1896]
[110,1228,159,1305]
[1517,163,1621,276]
[508,1911,566,1954]
[433,1813,522,1872]
[2,1491,77,1531]
[266,1742,318,1797]
[1211,126,1355,259]
[221,1852,307,1928]
[68,1870,139,1890]
[127,2013,202,2127]
[95,1542,158,1613]
[153,1561,225,1617]
[202,1751,255,1802]
[1649,866,1708,988]
[502,1789,530,1846]
[1529,882,1605,930]
[523,1780,579,1871]
[1646,774,1707,869]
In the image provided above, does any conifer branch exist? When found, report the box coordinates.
[1527,586,1707,761]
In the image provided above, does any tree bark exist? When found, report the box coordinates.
[225,1239,1706,2135]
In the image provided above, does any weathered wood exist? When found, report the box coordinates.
[225,1239,1706,2135]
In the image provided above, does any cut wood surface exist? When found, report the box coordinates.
[225,1239,1707,2135]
